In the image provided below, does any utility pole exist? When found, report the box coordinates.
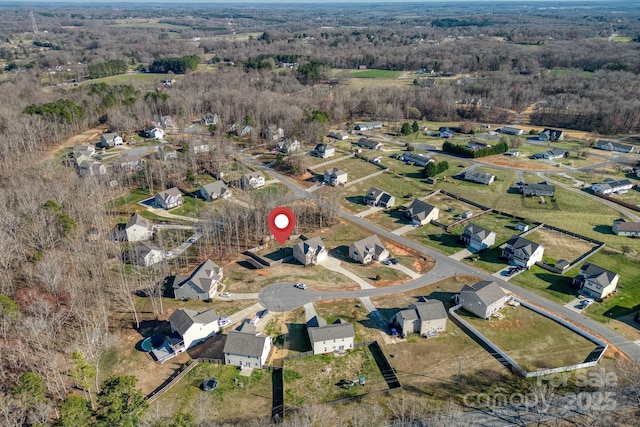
[29,11,38,34]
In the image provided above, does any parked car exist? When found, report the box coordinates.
[294,283,308,290]
[382,259,392,265]
[220,292,231,298]
[165,251,174,257]
[579,299,594,309]
[389,258,399,265]
[390,326,399,336]
[250,316,260,326]
[187,237,196,243]
[258,309,269,318]
[218,316,231,327]
[201,378,219,391]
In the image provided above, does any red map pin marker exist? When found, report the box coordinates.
[268,207,296,245]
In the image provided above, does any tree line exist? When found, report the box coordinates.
[149,55,201,74]
[87,59,127,79]
[443,140,509,158]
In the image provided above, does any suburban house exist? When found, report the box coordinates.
[324,168,348,186]
[125,213,153,242]
[395,300,447,338]
[156,145,177,161]
[74,145,96,159]
[169,308,220,351]
[262,126,285,142]
[538,128,565,142]
[405,199,439,226]
[78,160,108,176]
[501,236,544,268]
[200,113,219,126]
[173,259,224,300]
[440,128,454,138]
[595,140,635,154]
[307,317,355,355]
[572,263,620,300]
[467,141,492,151]
[158,115,175,129]
[118,154,144,173]
[130,242,164,267]
[99,132,123,148]
[354,122,383,131]
[242,172,266,190]
[462,170,495,185]
[293,236,328,266]
[365,187,395,208]
[400,152,433,167]
[460,223,496,253]
[499,126,523,136]
[275,138,301,153]
[146,127,165,140]
[612,219,640,237]
[459,281,508,319]
[312,143,335,158]
[155,188,183,210]
[189,140,210,154]
[591,179,633,195]
[200,181,231,201]
[357,138,384,150]
[329,132,349,140]
[521,183,556,197]
[223,330,272,369]
[349,235,389,265]
[515,222,529,232]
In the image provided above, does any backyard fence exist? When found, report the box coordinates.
[344,169,387,188]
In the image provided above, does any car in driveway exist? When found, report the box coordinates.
[578,299,594,309]
[294,283,308,290]
[389,258,398,265]
[381,259,392,265]
[187,237,197,243]
[218,316,231,327]
[220,292,231,298]
[201,377,219,391]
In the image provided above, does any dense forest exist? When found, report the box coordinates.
[0,1,640,426]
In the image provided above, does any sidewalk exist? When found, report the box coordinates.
[321,255,375,289]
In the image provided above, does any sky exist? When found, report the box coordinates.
[0,0,616,3]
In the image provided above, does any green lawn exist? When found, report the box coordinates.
[462,247,507,273]
[350,69,401,79]
[547,69,594,78]
[405,223,465,255]
[170,195,206,217]
[317,157,383,181]
[107,187,153,214]
[448,213,525,246]
[509,265,577,304]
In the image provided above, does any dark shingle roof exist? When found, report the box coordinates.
[463,223,494,240]
[223,330,270,357]
[578,263,618,287]
[406,199,437,221]
[307,319,355,343]
[170,308,218,336]
[504,236,543,256]
[413,300,447,322]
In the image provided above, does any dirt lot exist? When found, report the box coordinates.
[526,227,598,262]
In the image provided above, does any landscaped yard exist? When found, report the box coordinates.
[461,305,598,372]
[447,213,528,246]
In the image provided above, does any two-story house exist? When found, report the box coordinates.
[307,317,355,355]
[460,223,496,253]
[404,199,439,226]
[200,181,231,201]
[459,280,507,319]
[293,236,328,266]
[573,263,619,300]
[364,187,395,208]
[125,213,153,242]
[349,235,389,265]
[501,236,544,269]
[223,330,272,369]
[242,172,266,190]
[323,168,348,186]
[155,188,183,210]
[312,143,335,158]
[173,259,224,300]
[169,308,220,351]
[395,300,447,338]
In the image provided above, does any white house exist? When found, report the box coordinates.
[463,170,495,185]
[460,223,496,253]
[242,172,266,190]
[99,132,123,148]
[125,213,153,242]
[595,140,635,154]
[400,152,433,167]
[499,126,523,136]
[146,127,165,140]
[591,179,634,195]
[78,160,108,177]
[365,187,395,208]
[131,242,165,267]
[313,143,335,158]
[349,235,388,265]
[357,138,384,150]
[354,122,383,131]
[155,188,183,210]
[395,300,447,338]
[293,236,328,266]
[459,281,507,319]
[189,140,210,154]
[223,330,272,369]
[501,236,544,269]
[173,259,224,300]
[324,168,348,186]
[169,308,220,350]
[275,138,300,153]
[307,317,355,355]
[405,199,439,226]
[200,181,231,201]
[572,263,619,300]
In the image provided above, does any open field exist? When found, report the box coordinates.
[350,69,401,79]
[81,72,175,86]
[149,362,273,423]
[405,223,465,255]
[526,227,599,263]
[462,305,598,372]
[284,347,388,405]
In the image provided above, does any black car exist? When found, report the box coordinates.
[201,378,219,391]
[389,258,399,265]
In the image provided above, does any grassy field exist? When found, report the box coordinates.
[349,69,401,79]
[405,223,466,255]
[525,227,598,263]
[149,362,273,423]
[461,305,598,372]
[509,265,577,304]
[81,72,175,86]
[316,157,383,181]
[170,195,206,217]
[284,347,388,405]
[547,69,594,78]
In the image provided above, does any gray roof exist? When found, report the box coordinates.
[357,138,382,149]
[406,199,437,221]
[223,330,269,357]
[463,223,494,240]
[505,236,543,256]
[614,219,640,232]
[307,319,355,343]
[464,170,494,183]
[596,140,634,151]
[325,167,347,176]
[461,281,506,306]
[157,187,182,201]
[126,213,150,230]
[170,308,218,336]
[521,183,555,194]
[244,171,264,180]
[133,241,161,257]
[366,187,384,200]
[351,235,386,258]
[413,300,447,322]
[403,152,432,163]
[101,132,119,140]
[548,149,567,157]
[294,236,325,255]
[592,179,632,192]
[174,259,222,293]
[578,263,618,287]
[201,180,229,195]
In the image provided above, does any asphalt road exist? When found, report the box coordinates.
[239,149,640,363]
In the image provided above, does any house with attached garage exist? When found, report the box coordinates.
[572,263,619,300]
[293,236,328,266]
[156,145,177,161]
[462,170,495,185]
[395,300,447,338]
[612,218,640,237]
[78,159,108,177]
[275,138,301,153]
[405,199,439,226]
[312,143,336,158]
[521,183,555,197]
[155,187,183,210]
[241,172,266,190]
[591,178,633,195]
[324,168,348,186]
[400,152,433,167]
[354,122,383,131]
[365,187,395,208]
[117,153,144,173]
[501,236,544,269]
[157,115,175,129]
[98,132,123,148]
[146,127,165,140]
[459,280,507,319]
[460,223,496,253]
[349,235,389,265]
[200,180,231,201]
[200,113,219,126]
[329,132,349,140]
[125,213,153,242]
[357,138,384,150]
[173,259,224,300]
[467,141,492,151]
[170,308,220,351]
[595,140,635,154]
[538,128,564,142]
[130,242,164,267]
[542,149,567,160]
[74,145,96,159]
[307,316,355,355]
[223,330,272,369]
